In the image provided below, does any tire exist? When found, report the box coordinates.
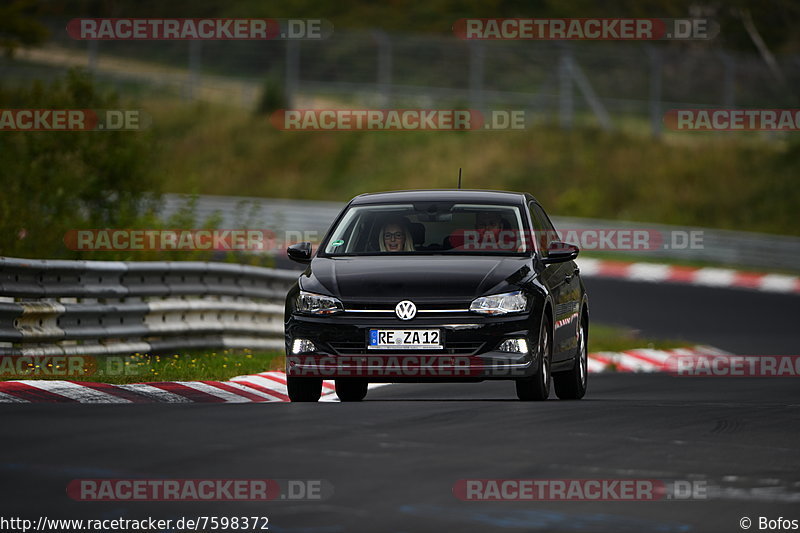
[287,376,322,402]
[516,316,551,401]
[554,313,588,400]
[335,378,368,402]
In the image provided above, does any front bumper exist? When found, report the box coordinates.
[285,313,538,381]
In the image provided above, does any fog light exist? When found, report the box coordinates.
[499,338,528,354]
[292,338,316,354]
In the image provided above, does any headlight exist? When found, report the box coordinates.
[470,291,527,315]
[295,291,343,315]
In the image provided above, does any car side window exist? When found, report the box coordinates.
[529,202,557,258]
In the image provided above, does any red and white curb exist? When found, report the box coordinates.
[577,258,800,294]
[0,372,389,404]
[587,345,730,374]
[0,346,725,403]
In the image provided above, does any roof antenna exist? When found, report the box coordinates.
[458,168,462,189]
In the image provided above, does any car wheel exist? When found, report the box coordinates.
[554,314,588,400]
[516,317,551,401]
[287,376,322,402]
[335,379,368,402]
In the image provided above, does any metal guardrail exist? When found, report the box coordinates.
[0,257,297,357]
[164,194,800,272]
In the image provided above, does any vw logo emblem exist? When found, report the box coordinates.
[395,300,417,320]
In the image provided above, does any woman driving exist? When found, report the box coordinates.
[379,217,415,252]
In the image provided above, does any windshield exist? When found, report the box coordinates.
[321,202,530,256]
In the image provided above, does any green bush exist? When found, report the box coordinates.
[0,70,162,259]
[0,70,275,267]
[254,75,287,116]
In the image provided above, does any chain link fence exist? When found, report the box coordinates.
[6,20,799,136]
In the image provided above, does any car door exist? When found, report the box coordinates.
[529,201,579,362]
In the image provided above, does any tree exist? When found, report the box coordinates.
[0,0,48,57]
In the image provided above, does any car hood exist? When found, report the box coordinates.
[302,256,533,302]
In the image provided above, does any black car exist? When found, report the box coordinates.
[284,189,588,402]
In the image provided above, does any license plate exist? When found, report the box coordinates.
[368,329,442,350]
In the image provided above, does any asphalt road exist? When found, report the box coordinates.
[1,279,798,533]
[584,278,800,355]
[1,375,798,533]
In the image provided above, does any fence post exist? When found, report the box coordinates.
[285,40,299,109]
[186,40,201,101]
[569,59,613,131]
[469,41,485,111]
[372,30,392,107]
[719,51,736,106]
[558,46,573,130]
[87,40,98,74]
[647,46,663,138]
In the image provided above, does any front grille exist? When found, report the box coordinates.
[342,301,471,316]
[328,340,483,356]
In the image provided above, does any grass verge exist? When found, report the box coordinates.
[0,349,284,384]
[148,99,800,237]
[588,323,688,353]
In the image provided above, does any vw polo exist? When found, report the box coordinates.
[284,190,588,402]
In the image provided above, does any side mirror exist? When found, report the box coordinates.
[542,241,579,264]
[287,242,313,264]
